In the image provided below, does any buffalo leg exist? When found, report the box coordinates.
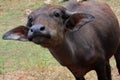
[114,45,120,74]
[95,61,109,80]
[67,67,85,80]
[75,77,85,80]
[106,61,112,80]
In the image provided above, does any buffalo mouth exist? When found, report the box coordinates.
[28,33,51,45]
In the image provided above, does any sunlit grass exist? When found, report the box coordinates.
[0,0,69,74]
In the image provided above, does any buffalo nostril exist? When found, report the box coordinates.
[40,26,45,31]
[30,29,34,32]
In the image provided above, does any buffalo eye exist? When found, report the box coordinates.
[54,12,60,18]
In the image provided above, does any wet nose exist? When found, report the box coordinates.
[30,24,45,33]
[28,24,50,41]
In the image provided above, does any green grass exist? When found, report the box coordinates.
[0,0,120,80]
[0,0,66,74]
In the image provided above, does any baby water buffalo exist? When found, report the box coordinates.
[3,0,120,80]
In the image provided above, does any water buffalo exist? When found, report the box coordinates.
[3,0,120,80]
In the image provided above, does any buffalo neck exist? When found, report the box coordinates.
[48,37,77,66]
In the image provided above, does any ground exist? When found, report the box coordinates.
[0,67,120,80]
[0,58,120,80]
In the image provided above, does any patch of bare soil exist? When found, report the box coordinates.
[0,66,120,80]
[0,71,37,80]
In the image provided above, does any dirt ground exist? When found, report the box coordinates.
[0,66,120,80]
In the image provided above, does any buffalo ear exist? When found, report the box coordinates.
[2,26,29,41]
[65,13,95,31]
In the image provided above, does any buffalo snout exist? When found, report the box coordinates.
[28,24,51,42]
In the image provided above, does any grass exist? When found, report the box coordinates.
[0,0,120,80]
[0,0,64,74]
